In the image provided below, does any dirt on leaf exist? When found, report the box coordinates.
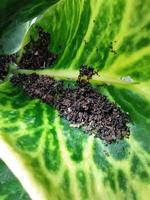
[0,54,16,80]
[11,65,130,143]
[18,26,58,69]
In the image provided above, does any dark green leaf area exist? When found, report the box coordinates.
[93,140,118,192]
[0,0,60,54]
[0,160,30,200]
[119,30,150,55]
[130,188,137,200]
[1,127,19,134]
[108,140,130,160]
[117,169,127,191]
[103,169,117,193]
[28,158,52,192]
[130,154,150,183]
[0,0,59,31]
[0,86,30,109]
[76,170,88,200]
[61,170,72,200]
[16,129,42,151]
[93,140,112,172]
[45,104,56,124]
[1,110,19,123]
[22,102,43,128]
[11,93,32,109]
[44,128,61,172]
[61,118,88,163]
[107,86,150,153]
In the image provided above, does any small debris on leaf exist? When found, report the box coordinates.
[0,54,16,80]
[109,41,117,55]
[78,64,98,82]
[11,65,130,143]
[18,26,58,69]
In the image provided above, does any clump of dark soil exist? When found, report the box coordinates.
[18,26,58,69]
[78,64,98,82]
[0,54,16,80]
[11,73,62,105]
[56,83,129,142]
[11,65,130,143]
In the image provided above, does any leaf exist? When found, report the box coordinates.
[0,159,30,200]
[0,0,59,54]
[0,0,150,200]
[0,22,31,55]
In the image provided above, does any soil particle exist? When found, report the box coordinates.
[56,83,129,143]
[11,65,130,143]
[0,54,16,80]
[11,73,62,105]
[18,26,58,69]
[78,64,98,82]
[109,41,117,55]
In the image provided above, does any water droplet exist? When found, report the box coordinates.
[120,76,133,82]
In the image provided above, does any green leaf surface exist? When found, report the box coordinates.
[0,0,150,199]
[0,0,59,54]
[0,159,30,200]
